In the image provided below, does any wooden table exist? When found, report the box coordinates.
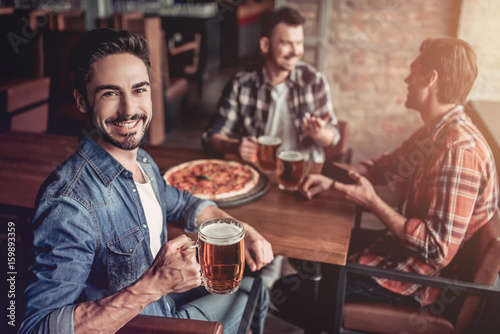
[0,131,356,333]
[0,131,355,266]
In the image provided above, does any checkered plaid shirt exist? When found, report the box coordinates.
[351,106,499,306]
[202,61,339,157]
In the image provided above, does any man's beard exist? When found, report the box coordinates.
[90,110,151,151]
[270,50,299,72]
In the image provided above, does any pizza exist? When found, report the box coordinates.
[163,159,260,200]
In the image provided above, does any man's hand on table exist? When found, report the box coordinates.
[241,222,274,271]
[300,171,378,209]
[300,163,377,207]
[208,134,257,163]
[332,171,378,210]
[300,174,334,199]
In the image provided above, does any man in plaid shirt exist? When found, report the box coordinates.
[273,37,498,328]
[202,7,340,164]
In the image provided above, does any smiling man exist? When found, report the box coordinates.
[19,29,273,334]
[272,37,499,330]
[79,54,151,149]
[202,7,340,164]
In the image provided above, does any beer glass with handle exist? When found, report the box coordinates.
[276,147,311,191]
[184,218,245,294]
[257,136,282,173]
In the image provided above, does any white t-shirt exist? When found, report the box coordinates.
[135,165,163,258]
[264,81,300,151]
[264,79,324,162]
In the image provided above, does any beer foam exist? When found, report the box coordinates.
[201,223,244,245]
[258,136,282,146]
[278,150,305,162]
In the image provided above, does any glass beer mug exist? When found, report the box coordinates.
[276,148,311,191]
[257,136,282,173]
[185,218,245,295]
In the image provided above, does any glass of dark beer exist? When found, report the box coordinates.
[194,218,245,294]
[257,136,282,173]
[276,148,310,191]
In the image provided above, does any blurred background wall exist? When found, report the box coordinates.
[2,0,499,162]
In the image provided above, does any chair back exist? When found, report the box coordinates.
[450,210,500,332]
[342,210,500,334]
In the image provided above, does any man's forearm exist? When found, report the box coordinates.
[196,205,233,225]
[209,134,240,155]
[74,274,162,334]
[370,195,407,241]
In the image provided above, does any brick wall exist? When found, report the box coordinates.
[289,0,463,162]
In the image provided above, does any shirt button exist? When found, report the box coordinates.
[133,188,137,192]
[143,224,147,229]
[129,248,133,253]
[143,157,147,162]
[150,177,154,181]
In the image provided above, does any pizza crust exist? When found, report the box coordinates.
[163,159,260,201]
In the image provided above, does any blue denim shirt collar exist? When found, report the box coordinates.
[77,134,128,187]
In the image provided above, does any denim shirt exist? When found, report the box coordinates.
[20,134,215,334]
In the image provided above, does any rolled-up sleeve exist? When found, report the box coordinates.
[21,304,76,334]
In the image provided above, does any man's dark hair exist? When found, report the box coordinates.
[419,37,478,105]
[69,28,151,98]
[261,7,305,38]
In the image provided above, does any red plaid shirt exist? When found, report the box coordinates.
[350,106,499,306]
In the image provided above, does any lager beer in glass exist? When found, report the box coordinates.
[276,149,309,191]
[198,218,245,294]
[257,136,282,173]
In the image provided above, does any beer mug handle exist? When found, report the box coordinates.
[181,240,205,286]
[182,240,198,250]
